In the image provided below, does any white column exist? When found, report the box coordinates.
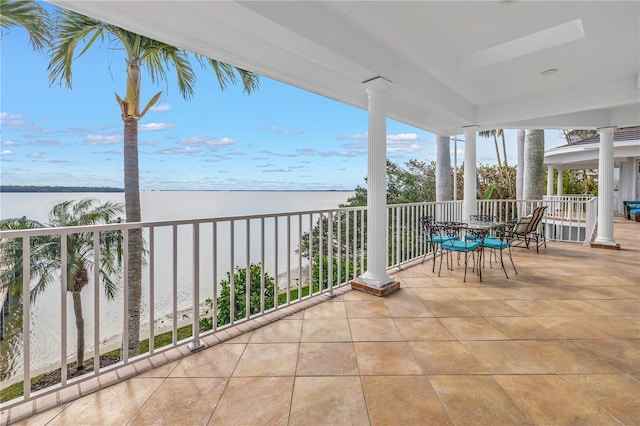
[594,127,617,246]
[360,77,393,287]
[557,169,563,195]
[462,126,478,220]
[547,166,554,196]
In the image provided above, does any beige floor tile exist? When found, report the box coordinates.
[341,289,379,301]
[484,316,560,339]
[495,375,619,425]
[354,342,423,375]
[578,316,640,338]
[518,340,621,374]
[571,339,640,373]
[345,300,390,318]
[503,299,566,316]
[429,375,535,425]
[445,287,495,300]
[563,374,640,425]
[463,341,551,374]
[289,376,369,426]
[362,376,452,425]
[532,316,615,339]
[424,300,477,317]
[409,341,487,374]
[232,343,298,376]
[584,299,640,316]
[461,300,523,316]
[296,342,358,376]
[137,359,178,378]
[48,378,163,425]
[380,287,420,300]
[170,343,246,377]
[10,404,69,426]
[248,318,303,342]
[349,318,405,341]
[130,377,227,425]
[393,318,457,341]
[302,301,347,318]
[439,317,509,340]
[209,377,293,426]
[300,318,352,342]
[383,300,434,318]
[399,276,444,288]
[411,287,457,301]
[544,299,620,316]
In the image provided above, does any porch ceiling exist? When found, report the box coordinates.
[46,1,640,136]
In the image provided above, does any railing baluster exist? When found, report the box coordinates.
[212,221,218,331]
[122,229,129,364]
[260,217,265,314]
[60,235,67,385]
[172,225,178,345]
[22,237,30,400]
[190,223,203,351]
[229,221,235,325]
[297,214,302,298]
[149,227,155,354]
[245,219,250,319]
[94,231,100,374]
[327,211,334,296]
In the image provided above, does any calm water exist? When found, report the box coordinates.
[0,191,354,381]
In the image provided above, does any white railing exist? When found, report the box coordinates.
[0,197,593,409]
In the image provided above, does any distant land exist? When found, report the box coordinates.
[1,186,124,193]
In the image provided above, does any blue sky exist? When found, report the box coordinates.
[0,6,567,191]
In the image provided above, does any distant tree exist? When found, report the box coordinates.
[0,0,52,52]
[0,198,124,369]
[48,9,260,357]
[209,263,276,327]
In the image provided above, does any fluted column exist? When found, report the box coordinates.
[547,166,554,196]
[557,169,563,195]
[462,126,478,220]
[360,77,393,287]
[594,127,617,246]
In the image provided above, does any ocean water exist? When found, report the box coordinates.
[0,191,354,381]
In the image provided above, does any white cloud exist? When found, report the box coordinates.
[150,103,172,112]
[1,149,14,155]
[337,133,367,141]
[158,147,201,155]
[180,136,236,147]
[297,148,314,156]
[262,125,303,135]
[84,134,121,145]
[0,112,22,120]
[262,168,291,173]
[1,140,20,146]
[27,152,47,158]
[139,122,177,131]
[29,139,68,147]
[387,133,418,142]
[0,112,27,127]
[318,151,364,157]
[387,143,422,154]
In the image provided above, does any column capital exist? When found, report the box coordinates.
[362,76,393,94]
[462,125,480,136]
[597,126,616,134]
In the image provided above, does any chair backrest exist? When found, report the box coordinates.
[524,206,547,233]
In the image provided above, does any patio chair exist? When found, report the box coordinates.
[420,216,455,272]
[481,223,518,279]
[508,205,547,253]
[437,223,483,282]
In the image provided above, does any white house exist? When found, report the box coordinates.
[544,126,640,214]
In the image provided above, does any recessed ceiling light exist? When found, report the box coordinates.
[499,0,516,4]
[541,68,558,75]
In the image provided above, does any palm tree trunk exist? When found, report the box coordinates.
[123,116,142,357]
[435,135,452,202]
[493,133,502,168]
[523,129,545,200]
[500,130,508,168]
[72,291,85,369]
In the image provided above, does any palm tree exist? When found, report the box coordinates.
[0,198,124,369]
[0,0,52,52]
[523,129,545,199]
[435,134,451,201]
[48,9,260,357]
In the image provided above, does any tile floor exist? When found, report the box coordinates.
[4,219,639,425]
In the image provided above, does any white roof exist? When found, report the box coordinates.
[48,1,640,136]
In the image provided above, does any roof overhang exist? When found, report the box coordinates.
[46,1,640,136]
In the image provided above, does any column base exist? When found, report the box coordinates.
[590,241,621,250]
[350,278,400,297]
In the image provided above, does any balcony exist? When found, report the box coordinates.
[1,203,639,425]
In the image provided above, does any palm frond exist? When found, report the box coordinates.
[0,0,52,51]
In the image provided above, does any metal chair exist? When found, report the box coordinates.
[481,223,518,278]
[508,206,547,253]
[437,223,484,282]
[420,216,455,272]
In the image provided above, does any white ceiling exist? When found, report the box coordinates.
[47,0,640,136]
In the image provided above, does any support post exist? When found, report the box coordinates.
[357,77,395,290]
[462,126,478,221]
[593,127,618,248]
